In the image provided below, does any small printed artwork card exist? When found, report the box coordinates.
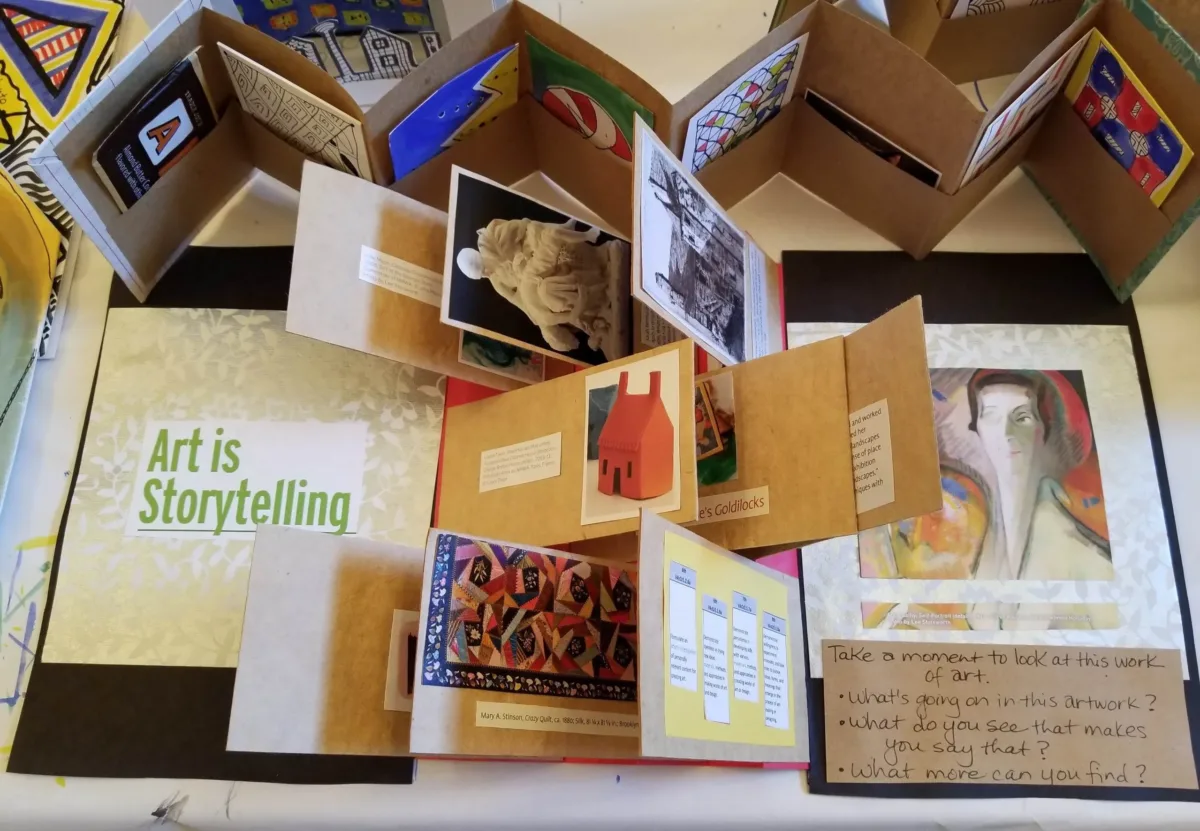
[633,119,783,367]
[950,0,1066,18]
[218,43,372,180]
[683,35,807,174]
[803,90,941,188]
[410,528,641,759]
[438,340,696,547]
[527,33,654,161]
[388,44,519,181]
[92,47,219,211]
[458,330,546,386]
[443,166,632,367]
[960,31,1089,186]
[1064,29,1194,207]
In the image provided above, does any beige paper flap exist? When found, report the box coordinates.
[287,162,534,390]
[637,511,809,763]
[823,639,1198,790]
[410,528,640,759]
[438,340,697,546]
[843,297,940,531]
[227,525,424,757]
[693,336,857,552]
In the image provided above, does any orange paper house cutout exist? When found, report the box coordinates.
[596,370,674,500]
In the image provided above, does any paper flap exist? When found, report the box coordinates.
[286,162,534,390]
[637,510,809,763]
[957,8,1099,185]
[693,335,857,552]
[227,525,424,756]
[843,296,941,531]
[438,341,696,546]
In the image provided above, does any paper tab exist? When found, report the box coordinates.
[359,246,443,307]
[640,305,682,349]
[745,242,771,360]
[383,610,419,712]
[475,702,640,737]
[732,591,759,703]
[668,562,699,691]
[822,640,1198,789]
[478,433,561,493]
[693,486,769,526]
[702,594,731,724]
[762,612,790,731]
[849,399,894,514]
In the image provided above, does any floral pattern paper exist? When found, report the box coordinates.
[41,309,444,667]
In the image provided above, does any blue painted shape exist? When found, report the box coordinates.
[1088,44,1124,100]
[932,388,947,402]
[387,44,516,182]
[1147,121,1185,173]
[1093,118,1136,170]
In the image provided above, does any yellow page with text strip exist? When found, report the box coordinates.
[662,531,794,746]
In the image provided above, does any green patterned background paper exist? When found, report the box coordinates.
[41,309,445,667]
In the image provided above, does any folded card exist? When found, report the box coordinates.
[689,296,940,555]
[436,340,696,546]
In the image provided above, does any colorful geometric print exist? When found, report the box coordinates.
[1,5,88,94]
[688,40,800,173]
[422,532,638,701]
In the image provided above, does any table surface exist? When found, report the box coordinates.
[3,0,1200,827]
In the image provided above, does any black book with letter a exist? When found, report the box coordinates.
[92,47,218,212]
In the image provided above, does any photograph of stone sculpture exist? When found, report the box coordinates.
[443,166,631,366]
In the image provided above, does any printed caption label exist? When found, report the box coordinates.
[849,399,894,514]
[702,594,731,723]
[475,702,639,737]
[359,246,443,308]
[668,562,699,691]
[732,592,759,703]
[479,433,562,493]
[692,486,769,526]
[762,612,790,731]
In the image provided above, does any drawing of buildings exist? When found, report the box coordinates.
[286,23,441,83]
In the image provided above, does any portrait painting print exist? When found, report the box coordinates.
[860,368,1112,584]
[582,350,681,526]
[443,167,632,367]
[634,121,747,365]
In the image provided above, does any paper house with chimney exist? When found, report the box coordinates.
[596,370,674,500]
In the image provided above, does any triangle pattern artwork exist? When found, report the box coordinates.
[0,5,90,95]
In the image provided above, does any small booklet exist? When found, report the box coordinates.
[92,47,218,212]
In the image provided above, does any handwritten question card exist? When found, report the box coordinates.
[823,640,1197,790]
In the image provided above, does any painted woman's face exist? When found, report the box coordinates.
[975,383,1046,484]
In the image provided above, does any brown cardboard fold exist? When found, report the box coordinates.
[882,0,1084,84]
[1023,0,1200,298]
[393,95,634,238]
[437,341,696,547]
[692,296,939,554]
[287,161,564,390]
[694,336,856,552]
[842,296,940,531]
[696,1,1020,259]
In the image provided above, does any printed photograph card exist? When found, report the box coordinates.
[637,511,809,764]
[689,296,941,555]
[227,525,426,757]
[287,162,562,391]
[633,119,783,367]
[437,340,696,547]
[443,166,633,367]
[410,528,641,760]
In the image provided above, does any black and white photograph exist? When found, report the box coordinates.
[442,167,632,367]
[635,120,747,365]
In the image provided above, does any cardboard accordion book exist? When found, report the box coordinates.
[409,511,809,764]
